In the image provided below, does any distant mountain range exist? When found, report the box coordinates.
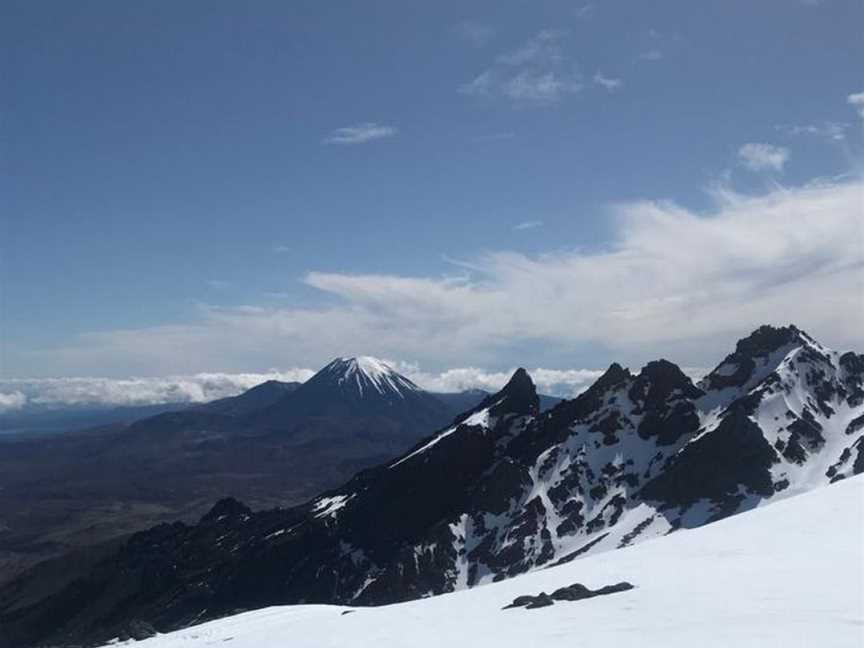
[0,358,559,589]
[2,325,861,647]
[0,402,192,438]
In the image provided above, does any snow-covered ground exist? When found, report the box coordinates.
[115,477,864,648]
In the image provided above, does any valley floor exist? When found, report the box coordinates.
[115,476,864,648]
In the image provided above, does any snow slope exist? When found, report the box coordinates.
[116,476,864,648]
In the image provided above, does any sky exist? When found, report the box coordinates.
[2,0,863,407]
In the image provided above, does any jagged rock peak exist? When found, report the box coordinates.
[599,362,631,385]
[578,362,631,398]
[700,324,818,392]
[543,363,631,429]
[582,361,633,400]
[638,358,688,381]
[634,359,702,403]
[465,368,539,420]
[503,367,533,393]
[490,368,539,416]
[734,324,810,358]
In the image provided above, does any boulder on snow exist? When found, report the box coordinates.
[503,581,634,610]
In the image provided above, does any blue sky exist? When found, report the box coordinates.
[2,0,863,394]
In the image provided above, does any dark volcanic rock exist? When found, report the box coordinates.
[503,581,634,609]
[525,592,555,609]
[550,583,593,600]
[629,361,703,448]
[595,582,636,595]
[642,405,779,507]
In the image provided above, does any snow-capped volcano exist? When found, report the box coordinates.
[251,355,449,432]
[2,326,861,648]
[313,356,423,401]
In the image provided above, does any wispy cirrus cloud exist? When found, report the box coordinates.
[19,176,862,378]
[496,29,567,66]
[593,72,623,92]
[635,27,673,63]
[501,71,582,103]
[776,121,848,142]
[459,29,583,105]
[513,220,543,231]
[737,142,790,173]
[848,91,864,119]
[323,123,398,145]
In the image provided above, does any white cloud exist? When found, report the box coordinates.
[323,123,398,145]
[737,143,790,173]
[460,30,583,105]
[395,363,604,397]
[459,70,496,97]
[452,21,495,48]
[848,91,864,119]
[0,366,606,407]
[0,371,316,410]
[593,72,623,92]
[0,391,27,413]
[0,367,599,407]
[23,177,862,377]
[513,220,543,231]
[777,122,848,142]
[502,71,582,103]
[0,362,718,408]
[497,29,567,67]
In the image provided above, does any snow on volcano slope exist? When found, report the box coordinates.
[319,356,424,399]
[116,476,864,648]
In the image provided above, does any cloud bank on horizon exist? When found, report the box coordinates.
[0,365,619,412]
[0,371,315,413]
